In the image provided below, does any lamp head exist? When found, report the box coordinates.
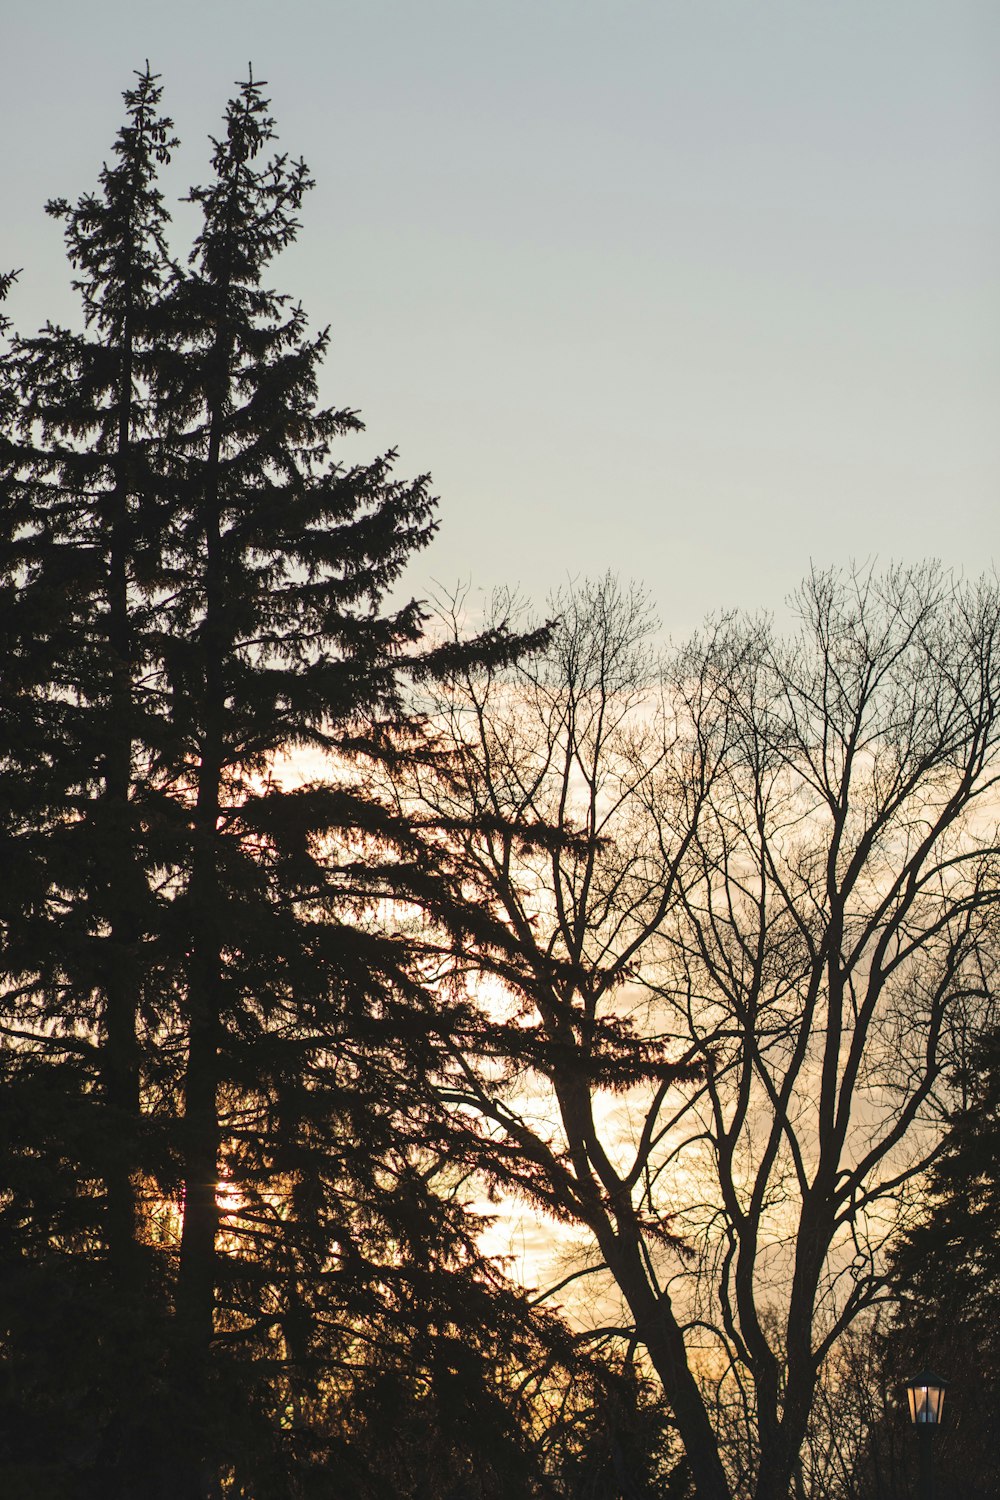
[904,1370,948,1426]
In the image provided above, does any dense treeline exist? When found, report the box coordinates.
[866,1024,1000,1500]
[0,69,646,1499]
[402,571,1000,1500]
[776,1028,1000,1500]
[2,68,999,1500]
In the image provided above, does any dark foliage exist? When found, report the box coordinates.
[0,68,575,1500]
[868,1027,1000,1500]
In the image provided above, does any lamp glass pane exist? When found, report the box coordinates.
[906,1381,945,1424]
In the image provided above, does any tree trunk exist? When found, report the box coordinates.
[100,308,150,1498]
[174,861,222,1498]
[173,368,227,1496]
[173,717,224,1497]
[604,1234,732,1500]
[104,311,141,1287]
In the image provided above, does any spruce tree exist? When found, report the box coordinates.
[878,1027,1000,1500]
[2,69,556,1499]
[0,68,178,1493]
[144,74,453,1493]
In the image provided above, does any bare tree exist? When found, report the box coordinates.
[402,566,1000,1500]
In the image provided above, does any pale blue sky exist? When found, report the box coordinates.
[5,0,998,633]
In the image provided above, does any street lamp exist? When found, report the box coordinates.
[903,1369,948,1500]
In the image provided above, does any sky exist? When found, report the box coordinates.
[5,0,999,638]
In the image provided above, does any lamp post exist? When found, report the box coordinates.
[903,1369,948,1500]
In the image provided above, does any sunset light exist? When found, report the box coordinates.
[2,6,995,1496]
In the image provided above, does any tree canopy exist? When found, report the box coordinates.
[2,66,997,1500]
[399,568,1000,1500]
[0,67,572,1500]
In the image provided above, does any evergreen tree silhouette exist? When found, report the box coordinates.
[880,1027,1000,1500]
[0,68,178,1493]
[1,68,557,1499]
